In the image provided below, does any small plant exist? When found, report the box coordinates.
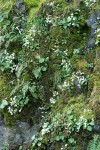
[57,12,84,29]
[31,109,94,149]
[19,145,23,150]
[87,135,100,150]
[0,99,8,109]
[86,63,94,70]
[23,0,40,7]
[4,141,9,150]
[0,51,15,72]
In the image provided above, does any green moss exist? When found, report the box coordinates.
[88,46,100,122]
[0,0,100,149]
[74,59,88,73]
[0,0,13,12]
[90,75,100,119]
[26,0,47,21]
[0,74,11,101]
[24,0,40,7]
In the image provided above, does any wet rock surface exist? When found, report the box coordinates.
[0,113,38,149]
[87,11,100,48]
[0,114,6,150]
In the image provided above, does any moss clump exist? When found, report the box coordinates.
[0,0,100,149]
[25,0,47,21]
[74,59,88,73]
[90,75,100,121]
[0,74,11,101]
[24,0,40,7]
[0,0,13,12]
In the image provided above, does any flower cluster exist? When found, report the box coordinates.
[7,96,22,115]
[76,115,94,132]
[73,48,80,55]
[41,122,52,135]
[45,15,53,24]
[10,64,18,73]
[0,51,15,71]
[58,80,73,92]
[61,59,71,79]
[57,11,83,28]
[50,91,59,104]
[15,26,23,35]
[32,109,94,148]
[72,71,88,88]
[45,14,59,27]
[84,0,96,7]
[0,52,15,63]
[46,1,54,7]
[58,71,88,92]
[23,25,40,49]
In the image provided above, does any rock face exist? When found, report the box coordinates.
[87,10,100,134]
[12,0,26,15]
[0,113,38,149]
[87,11,100,48]
[0,0,100,149]
[0,113,6,150]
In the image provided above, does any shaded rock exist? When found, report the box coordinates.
[12,0,27,15]
[94,123,100,133]
[0,112,38,149]
[87,11,100,48]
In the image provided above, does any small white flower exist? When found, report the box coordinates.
[50,97,56,104]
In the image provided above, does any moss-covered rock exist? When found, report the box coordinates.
[0,0,100,149]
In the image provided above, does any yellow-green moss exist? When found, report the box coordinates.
[74,59,88,73]
[23,0,40,7]
[0,0,13,12]
[0,74,11,101]
[26,0,47,21]
[90,74,100,118]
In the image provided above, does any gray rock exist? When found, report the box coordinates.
[94,123,100,133]
[87,11,100,48]
[0,112,38,149]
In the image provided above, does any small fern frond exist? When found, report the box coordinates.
[87,135,100,150]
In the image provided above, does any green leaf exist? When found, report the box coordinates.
[89,121,94,126]
[55,136,60,141]
[52,117,56,122]
[32,135,36,141]
[33,68,41,79]
[45,57,49,61]
[87,126,93,131]
[22,82,29,96]
[67,110,72,115]
[42,66,47,71]
[60,136,65,141]
[24,97,29,105]
[58,18,66,25]
[37,142,41,147]
[0,16,3,23]
[3,62,11,69]
[29,85,37,98]
[39,58,45,63]
[67,17,71,22]
[29,85,36,93]
[16,63,27,78]
[68,115,73,120]
[19,146,22,150]
[0,67,5,72]
[68,138,75,144]
[64,25,67,29]
[0,100,8,109]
